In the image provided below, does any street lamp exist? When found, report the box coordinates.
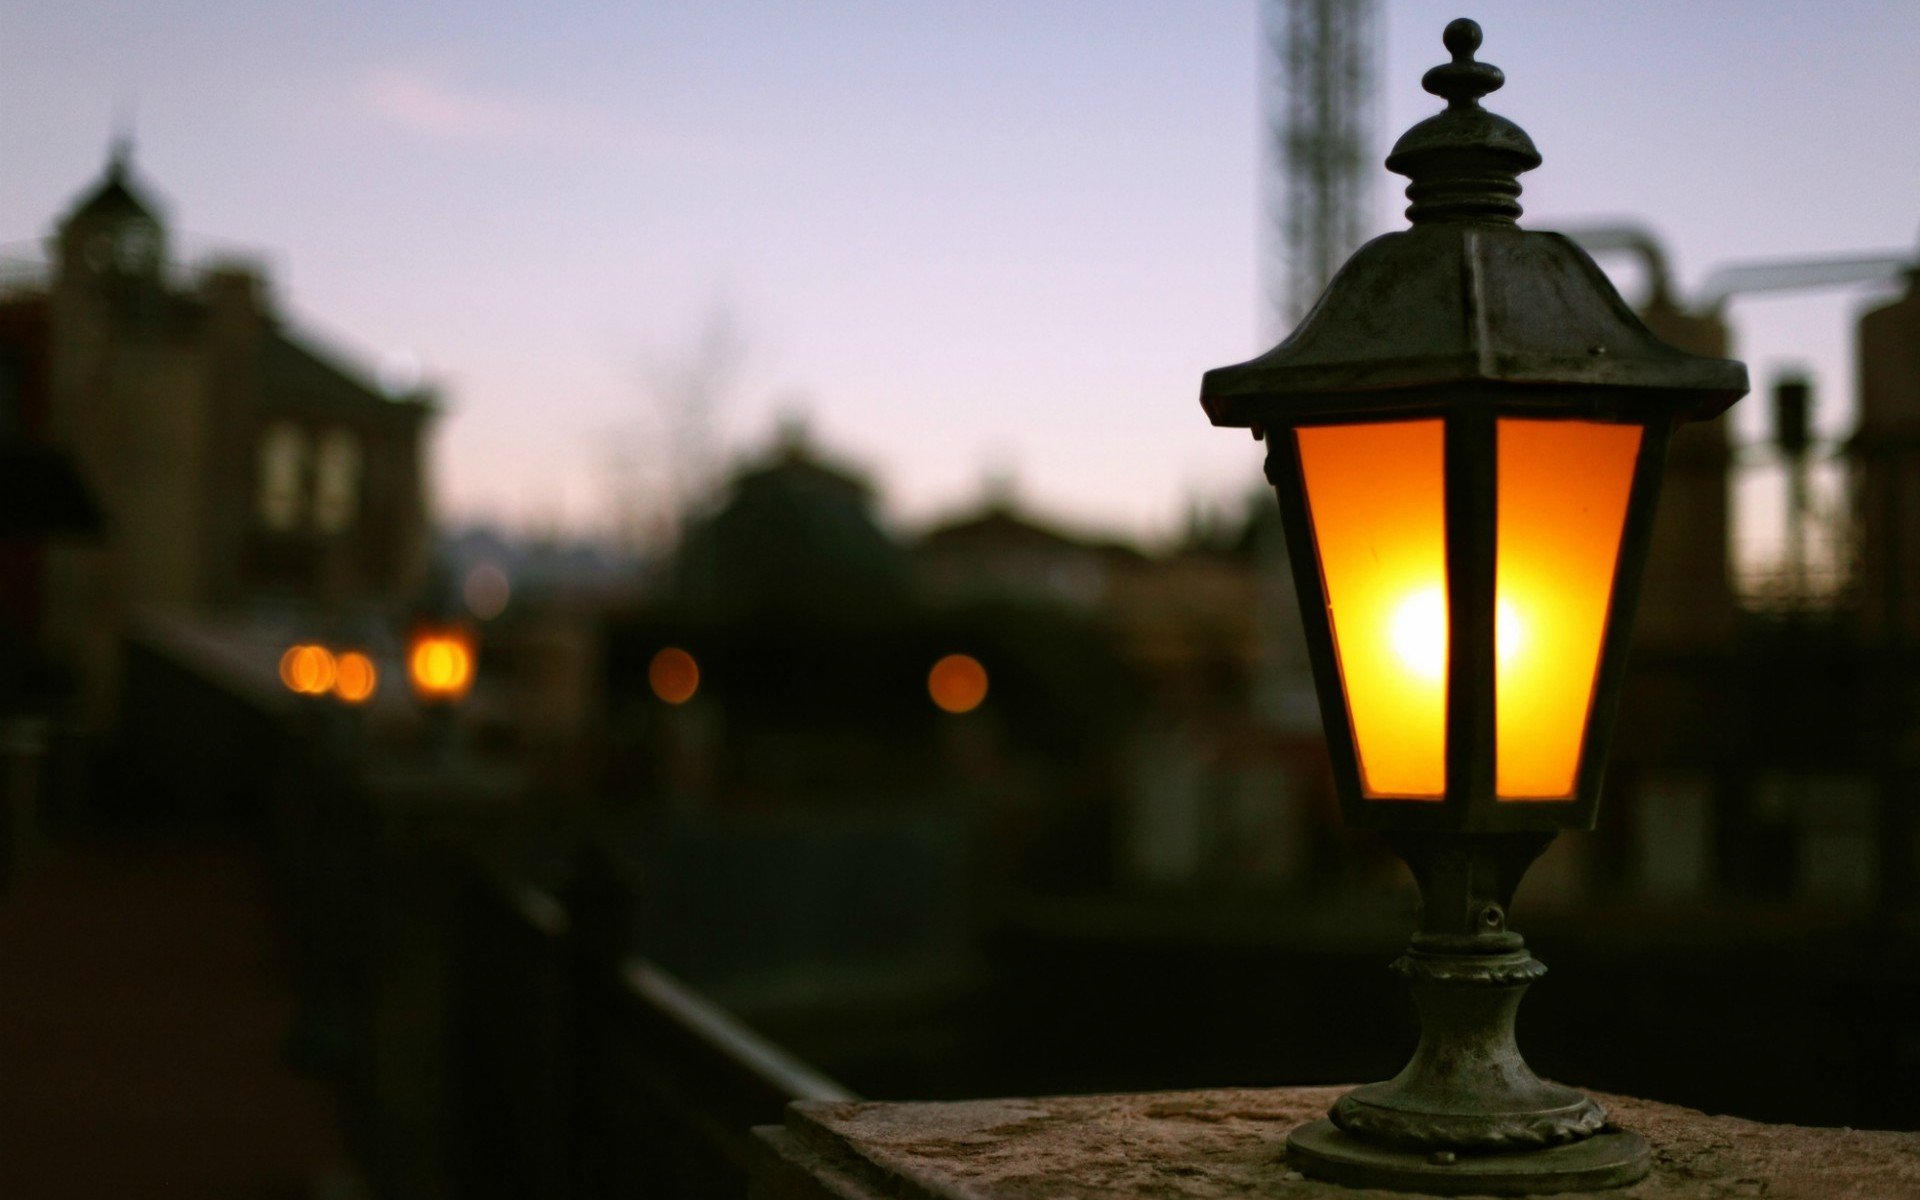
[1202,19,1746,1194]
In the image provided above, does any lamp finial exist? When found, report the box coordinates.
[1425,18,1504,109]
[1385,18,1540,224]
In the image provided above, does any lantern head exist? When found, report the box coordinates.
[1202,19,1746,834]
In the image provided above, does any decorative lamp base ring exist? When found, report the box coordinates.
[1287,1119,1651,1196]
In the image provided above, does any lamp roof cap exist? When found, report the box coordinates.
[1386,18,1541,226]
[1201,18,1748,429]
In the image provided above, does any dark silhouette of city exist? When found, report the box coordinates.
[1,68,1918,1200]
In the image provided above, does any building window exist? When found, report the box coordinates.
[258,424,306,531]
[314,429,362,534]
[117,221,160,273]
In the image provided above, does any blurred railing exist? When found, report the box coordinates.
[120,617,853,1200]
[450,862,854,1200]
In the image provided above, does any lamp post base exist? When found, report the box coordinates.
[1287,1118,1651,1196]
[1289,833,1649,1193]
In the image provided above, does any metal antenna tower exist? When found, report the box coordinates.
[1265,0,1379,333]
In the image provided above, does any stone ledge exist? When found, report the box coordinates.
[752,1086,1919,1200]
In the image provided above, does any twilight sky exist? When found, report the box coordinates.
[3,1,1917,552]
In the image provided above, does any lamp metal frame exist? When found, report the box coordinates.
[1200,19,1748,1193]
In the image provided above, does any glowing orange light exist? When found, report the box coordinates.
[1297,417,1642,802]
[1495,418,1640,798]
[1387,587,1526,683]
[928,654,988,714]
[408,631,475,702]
[648,647,700,705]
[279,644,338,697]
[1297,420,1449,798]
[333,651,379,705]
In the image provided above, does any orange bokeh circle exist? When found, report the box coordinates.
[928,654,988,715]
[649,647,700,705]
[279,644,338,696]
[333,651,378,705]
[409,634,474,701]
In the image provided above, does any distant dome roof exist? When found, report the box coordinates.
[673,434,910,625]
[63,143,161,227]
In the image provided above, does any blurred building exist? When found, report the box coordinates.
[896,478,1329,894]
[0,146,436,719]
[1634,293,1742,649]
[918,490,1138,611]
[613,425,963,813]
[1587,245,1920,913]
[1854,266,1920,646]
[673,422,910,630]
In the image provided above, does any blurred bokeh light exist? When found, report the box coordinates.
[408,632,475,702]
[332,651,378,705]
[278,644,337,697]
[648,647,700,705]
[927,653,988,715]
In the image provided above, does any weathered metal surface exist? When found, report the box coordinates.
[1386,15,1538,226]
[1201,19,1746,429]
[1203,224,1747,426]
[755,1087,1920,1199]
[1190,17,1761,1192]
[1225,18,1747,837]
[1307,834,1621,1167]
[1289,1120,1648,1195]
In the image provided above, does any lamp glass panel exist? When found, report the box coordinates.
[1495,418,1642,799]
[1296,420,1448,799]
